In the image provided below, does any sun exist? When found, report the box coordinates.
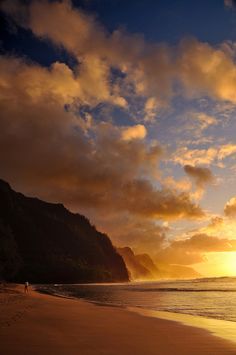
[194,251,236,277]
[219,252,236,276]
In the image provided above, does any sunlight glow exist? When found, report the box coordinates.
[194,252,236,277]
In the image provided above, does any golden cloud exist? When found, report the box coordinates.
[171,233,236,252]
[155,233,236,265]
[224,196,236,217]
[173,144,236,166]
[162,176,192,193]
[3,1,236,105]
[5,0,236,260]
[196,113,218,130]
[0,55,203,224]
[121,124,147,141]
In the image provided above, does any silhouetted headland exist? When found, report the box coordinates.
[0,179,129,283]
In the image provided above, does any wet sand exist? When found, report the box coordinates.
[0,284,236,355]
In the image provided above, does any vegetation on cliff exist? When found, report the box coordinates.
[0,179,129,283]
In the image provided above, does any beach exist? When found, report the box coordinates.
[0,284,236,355]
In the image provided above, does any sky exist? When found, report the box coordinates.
[1,0,236,277]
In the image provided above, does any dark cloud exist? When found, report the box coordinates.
[224,0,236,9]
[184,165,214,188]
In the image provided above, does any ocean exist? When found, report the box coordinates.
[39,277,236,322]
[38,277,236,343]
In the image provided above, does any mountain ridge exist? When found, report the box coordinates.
[0,179,129,283]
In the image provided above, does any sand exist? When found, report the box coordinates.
[0,284,236,355]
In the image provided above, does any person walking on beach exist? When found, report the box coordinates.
[24,281,29,294]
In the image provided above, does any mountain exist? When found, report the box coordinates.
[0,179,129,283]
[118,247,200,280]
[117,247,159,280]
[157,263,200,279]
[136,253,159,276]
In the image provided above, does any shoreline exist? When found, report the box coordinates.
[1,284,236,354]
[128,307,236,345]
[36,283,236,345]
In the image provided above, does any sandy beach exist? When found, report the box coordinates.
[0,285,236,355]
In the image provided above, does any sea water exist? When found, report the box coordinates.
[38,277,236,343]
[40,277,236,322]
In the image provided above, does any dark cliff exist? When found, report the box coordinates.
[0,179,129,283]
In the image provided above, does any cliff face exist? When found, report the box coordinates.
[0,179,129,283]
[117,247,200,280]
[117,247,159,280]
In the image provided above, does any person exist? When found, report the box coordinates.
[24,281,29,294]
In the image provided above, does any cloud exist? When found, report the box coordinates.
[196,113,218,130]
[207,216,224,230]
[218,144,236,160]
[0,55,203,225]
[0,55,126,110]
[3,1,236,106]
[224,196,236,216]
[177,38,236,103]
[162,176,192,193]
[6,0,236,264]
[181,112,218,135]
[171,233,236,252]
[144,97,157,118]
[97,213,167,252]
[224,0,236,8]
[184,165,214,188]
[155,233,236,265]
[121,124,147,141]
[173,147,217,166]
[98,212,236,275]
[173,144,236,166]
[119,181,203,219]
[190,214,236,241]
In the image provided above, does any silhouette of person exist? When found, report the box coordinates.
[24,281,29,293]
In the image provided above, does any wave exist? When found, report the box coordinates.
[131,287,236,292]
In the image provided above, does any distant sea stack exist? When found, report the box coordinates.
[0,179,129,283]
